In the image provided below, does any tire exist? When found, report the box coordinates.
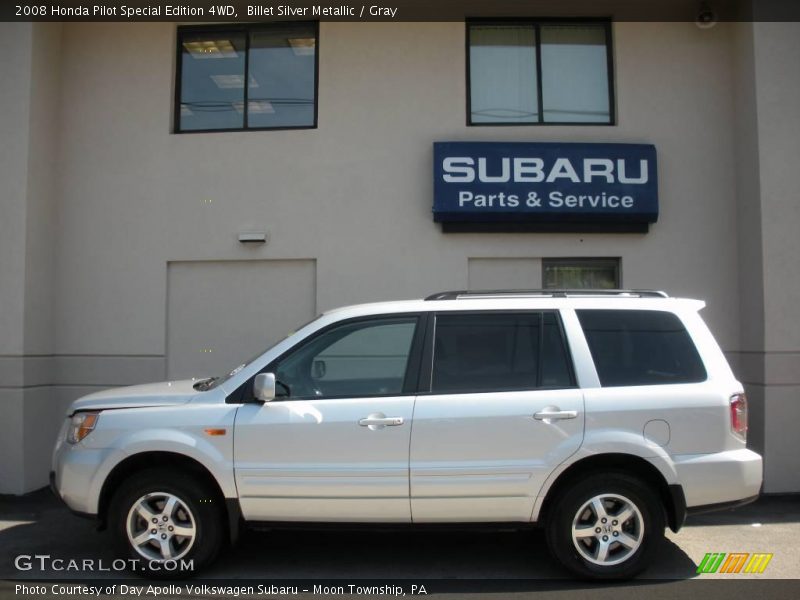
[545,472,665,580]
[108,468,225,578]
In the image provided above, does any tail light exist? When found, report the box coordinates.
[730,393,748,440]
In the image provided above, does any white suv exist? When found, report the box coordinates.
[51,290,762,579]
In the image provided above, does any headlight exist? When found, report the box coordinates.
[67,411,100,444]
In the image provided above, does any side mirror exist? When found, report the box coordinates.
[253,373,276,403]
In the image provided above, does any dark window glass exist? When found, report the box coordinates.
[177,22,317,132]
[577,310,707,387]
[541,312,574,388]
[179,32,246,131]
[248,24,317,128]
[467,21,613,125]
[431,312,574,394]
[273,318,417,399]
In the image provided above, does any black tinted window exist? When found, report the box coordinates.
[577,310,706,387]
[541,312,574,387]
[431,312,574,393]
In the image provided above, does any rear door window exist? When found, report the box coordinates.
[431,312,575,393]
[576,309,706,387]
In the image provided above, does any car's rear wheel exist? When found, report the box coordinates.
[109,468,224,577]
[545,472,664,579]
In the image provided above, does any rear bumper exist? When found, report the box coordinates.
[673,448,762,508]
[687,494,760,516]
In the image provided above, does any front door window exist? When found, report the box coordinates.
[273,317,418,399]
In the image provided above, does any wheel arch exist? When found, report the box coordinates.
[97,451,242,543]
[536,453,687,533]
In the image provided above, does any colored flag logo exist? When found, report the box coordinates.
[697,552,773,574]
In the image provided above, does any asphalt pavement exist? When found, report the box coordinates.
[0,490,798,598]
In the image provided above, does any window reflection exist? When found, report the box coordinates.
[470,25,539,123]
[542,258,620,289]
[541,25,611,123]
[249,24,316,128]
[468,21,612,125]
[179,32,246,131]
[177,22,317,132]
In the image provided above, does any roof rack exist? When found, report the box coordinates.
[424,289,669,301]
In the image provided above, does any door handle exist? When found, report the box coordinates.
[533,409,578,421]
[359,415,404,429]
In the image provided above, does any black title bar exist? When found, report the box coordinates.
[2,0,800,22]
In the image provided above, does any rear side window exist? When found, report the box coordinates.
[431,312,574,394]
[576,310,706,387]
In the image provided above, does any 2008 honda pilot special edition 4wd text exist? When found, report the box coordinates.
[51,290,763,579]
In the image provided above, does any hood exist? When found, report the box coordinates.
[69,379,202,413]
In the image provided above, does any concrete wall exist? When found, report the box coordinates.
[1,19,797,493]
[749,22,800,492]
[0,22,34,494]
[0,22,64,493]
[51,21,742,345]
[730,20,766,465]
[727,20,800,492]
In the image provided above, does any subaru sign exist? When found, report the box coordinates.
[433,142,658,227]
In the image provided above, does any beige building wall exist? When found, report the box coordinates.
[0,18,797,493]
[0,22,33,494]
[50,21,743,346]
[748,22,800,492]
[728,21,800,493]
[730,20,766,469]
[0,22,64,494]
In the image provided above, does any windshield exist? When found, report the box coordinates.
[193,314,323,391]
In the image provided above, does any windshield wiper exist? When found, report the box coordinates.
[193,377,219,391]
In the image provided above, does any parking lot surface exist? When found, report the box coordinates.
[1,490,798,598]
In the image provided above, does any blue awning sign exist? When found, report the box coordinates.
[433,142,658,224]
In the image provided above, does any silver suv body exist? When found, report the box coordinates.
[51,290,762,579]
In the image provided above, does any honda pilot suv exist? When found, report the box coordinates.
[51,290,762,579]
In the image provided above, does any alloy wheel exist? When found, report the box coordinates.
[570,493,644,566]
[125,492,196,562]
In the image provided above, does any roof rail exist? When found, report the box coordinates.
[424,289,669,301]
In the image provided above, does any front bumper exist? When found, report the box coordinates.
[50,470,99,521]
[52,437,119,516]
[673,448,763,508]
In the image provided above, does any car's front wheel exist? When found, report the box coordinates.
[545,472,665,579]
[109,468,224,577]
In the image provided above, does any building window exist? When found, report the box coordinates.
[467,20,614,125]
[543,258,620,289]
[176,22,318,133]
